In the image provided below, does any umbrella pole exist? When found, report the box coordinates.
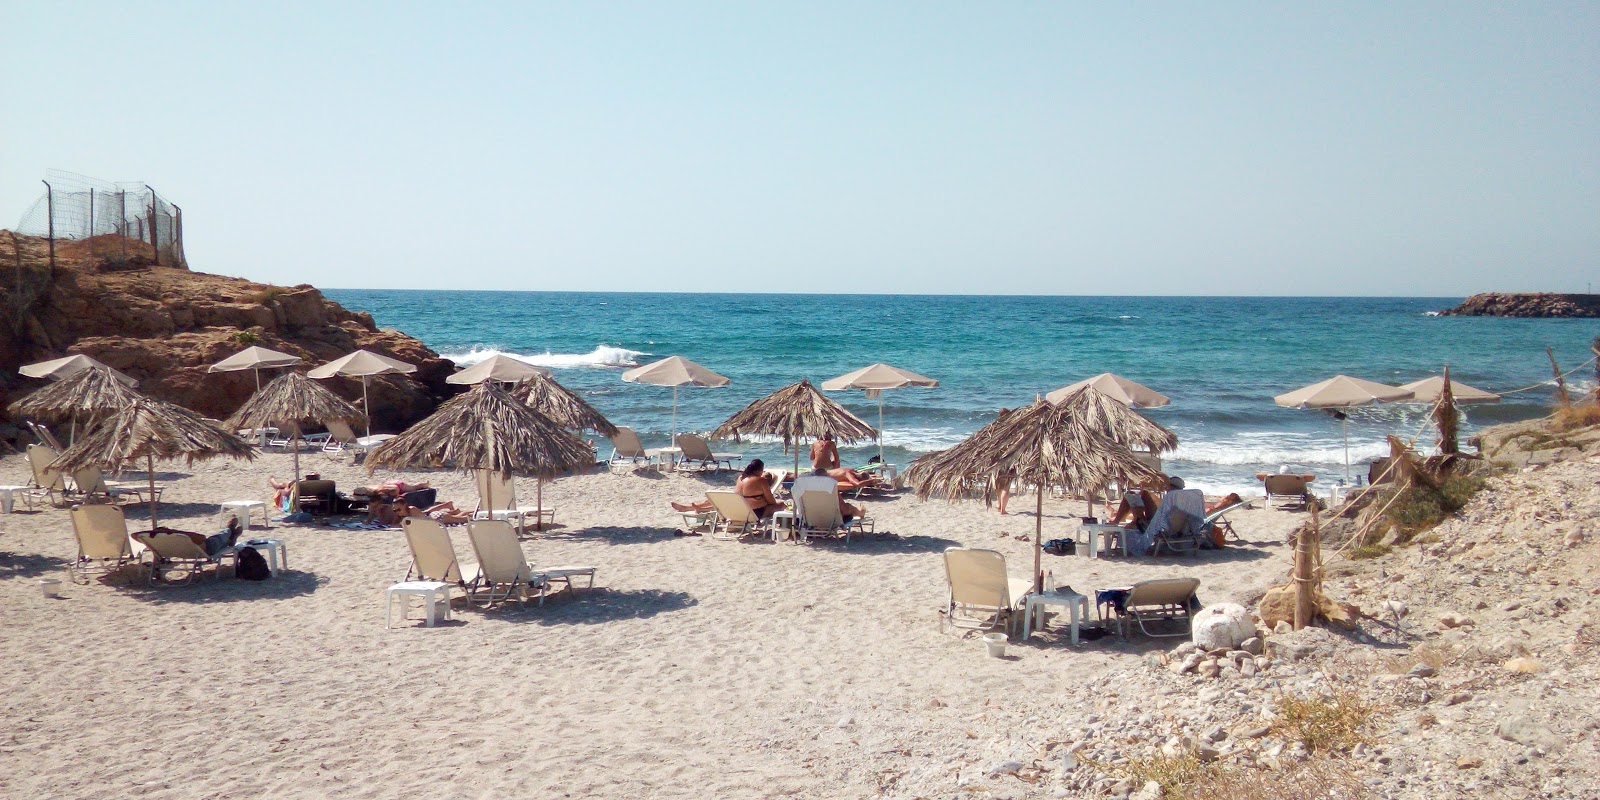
[147,453,159,531]
[877,394,885,464]
[1033,490,1044,594]
[254,368,261,392]
[292,431,302,509]
[536,479,544,531]
[671,385,679,444]
[1342,416,1350,484]
[363,376,372,438]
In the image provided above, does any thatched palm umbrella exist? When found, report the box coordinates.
[51,397,255,530]
[510,373,619,438]
[905,399,1163,592]
[8,366,144,442]
[366,381,593,530]
[711,379,877,477]
[1050,385,1179,513]
[224,371,365,490]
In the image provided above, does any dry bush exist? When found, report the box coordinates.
[1187,757,1375,800]
[1271,690,1377,755]
[1553,401,1600,431]
[1385,475,1484,541]
[1085,750,1208,799]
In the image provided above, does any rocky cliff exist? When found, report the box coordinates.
[0,230,456,439]
[1441,292,1600,318]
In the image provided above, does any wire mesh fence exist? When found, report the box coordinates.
[13,169,185,269]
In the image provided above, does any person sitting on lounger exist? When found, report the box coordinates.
[1111,482,1161,531]
[737,459,786,519]
[671,499,714,513]
[796,468,864,523]
[1206,492,1244,514]
[810,432,841,471]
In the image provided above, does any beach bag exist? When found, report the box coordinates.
[235,546,271,580]
[1043,538,1075,556]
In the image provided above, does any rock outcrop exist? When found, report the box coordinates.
[0,230,455,438]
[1440,292,1600,318]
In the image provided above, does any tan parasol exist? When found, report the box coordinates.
[51,396,255,530]
[446,354,551,386]
[905,400,1163,592]
[620,355,730,443]
[712,379,877,477]
[1397,376,1501,405]
[366,381,593,529]
[307,349,418,437]
[1045,373,1170,409]
[1275,375,1413,482]
[20,353,137,387]
[821,363,938,464]
[208,345,303,391]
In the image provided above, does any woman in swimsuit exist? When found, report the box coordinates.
[736,459,785,519]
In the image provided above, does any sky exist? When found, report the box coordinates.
[3,2,1597,296]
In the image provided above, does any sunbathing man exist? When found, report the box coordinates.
[810,432,841,471]
[1110,481,1162,531]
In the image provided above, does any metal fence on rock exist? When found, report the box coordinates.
[14,170,186,270]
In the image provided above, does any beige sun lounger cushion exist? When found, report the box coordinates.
[1263,474,1312,509]
[402,517,481,595]
[69,505,136,584]
[704,490,766,540]
[796,490,872,544]
[1106,577,1201,639]
[943,547,1031,633]
[133,531,237,586]
[674,434,742,472]
[465,520,548,607]
[472,470,554,531]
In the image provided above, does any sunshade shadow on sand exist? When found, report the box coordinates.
[500,587,697,626]
[1139,546,1274,565]
[554,525,683,546]
[120,502,242,522]
[113,568,325,604]
[806,533,961,554]
[0,552,68,579]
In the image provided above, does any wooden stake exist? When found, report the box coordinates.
[1293,496,1320,630]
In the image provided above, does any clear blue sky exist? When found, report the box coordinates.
[4,3,1596,295]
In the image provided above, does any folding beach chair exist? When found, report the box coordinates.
[1099,578,1201,639]
[134,531,238,586]
[1262,474,1313,510]
[606,427,659,473]
[673,434,742,473]
[795,490,873,544]
[402,516,480,600]
[704,490,767,540]
[464,520,548,608]
[942,547,1032,634]
[68,505,137,584]
[472,469,553,532]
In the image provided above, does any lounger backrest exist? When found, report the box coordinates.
[1264,474,1307,496]
[27,444,65,491]
[327,419,360,444]
[73,466,107,494]
[705,491,757,525]
[674,434,714,461]
[944,548,1011,610]
[1367,457,1396,485]
[473,469,518,512]
[1126,578,1200,608]
[403,517,462,583]
[610,427,647,458]
[72,505,130,560]
[467,520,530,584]
[798,490,842,530]
[137,532,209,560]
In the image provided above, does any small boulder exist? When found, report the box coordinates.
[1503,657,1545,673]
[1240,636,1264,655]
[1192,603,1254,650]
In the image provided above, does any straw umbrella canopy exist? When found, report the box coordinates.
[51,397,255,530]
[906,399,1163,592]
[224,371,365,489]
[711,379,877,477]
[1046,372,1170,409]
[20,353,137,386]
[1275,375,1413,482]
[510,373,619,438]
[446,354,551,386]
[208,345,303,391]
[620,355,730,443]
[307,349,417,437]
[8,366,143,440]
[366,381,594,528]
[821,363,938,464]
[1050,385,1179,513]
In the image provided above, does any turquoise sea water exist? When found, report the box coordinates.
[325,291,1598,495]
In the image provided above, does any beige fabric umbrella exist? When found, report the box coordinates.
[20,354,137,387]
[620,356,730,442]
[366,381,593,529]
[51,396,255,531]
[208,345,303,391]
[1397,376,1501,405]
[224,371,366,490]
[1045,373,1170,408]
[821,363,938,463]
[1275,375,1413,481]
[307,349,418,437]
[905,400,1162,592]
[711,379,877,477]
[446,354,551,386]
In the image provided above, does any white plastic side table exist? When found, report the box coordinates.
[386,581,452,628]
[239,539,287,573]
[1078,523,1125,559]
[770,510,797,543]
[1023,590,1090,645]
[221,500,271,529]
[0,485,27,514]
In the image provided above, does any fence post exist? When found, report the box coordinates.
[172,204,184,268]
[145,185,159,266]
[88,188,95,255]
[41,180,56,273]
[118,190,127,260]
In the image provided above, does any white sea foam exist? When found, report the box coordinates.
[1168,437,1392,467]
[440,344,648,369]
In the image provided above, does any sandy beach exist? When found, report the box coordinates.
[1,451,1301,799]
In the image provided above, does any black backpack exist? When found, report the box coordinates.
[235,546,271,581]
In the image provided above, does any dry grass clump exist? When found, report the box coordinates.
[1553,401,1600,431]
[1384,475,1484,541]
[1271,689,1378,755]
[1348,543,1391,560]
[1187,758,1375,799]
[1084,749,1208,799]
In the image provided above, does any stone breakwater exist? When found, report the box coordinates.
[1440,292,1600,318]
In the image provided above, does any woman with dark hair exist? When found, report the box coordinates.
[737,459,785,519]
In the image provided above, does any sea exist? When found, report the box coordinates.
[323,291,1598,497]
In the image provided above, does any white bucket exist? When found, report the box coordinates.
[40,578,62,598]
[983,632,1008,658]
